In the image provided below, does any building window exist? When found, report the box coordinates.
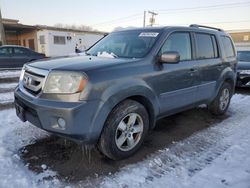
[243,35,249,41]
[39,35,45,44]
[54,36,66,45]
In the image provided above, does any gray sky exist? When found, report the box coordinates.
[1,0,250,31]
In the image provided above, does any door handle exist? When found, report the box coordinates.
[189,68,198,76]
[189,68,198,72]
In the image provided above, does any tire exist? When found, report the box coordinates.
[208,82,233,116]
[98,99,149,160]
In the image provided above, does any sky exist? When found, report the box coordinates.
[1,0,250,32]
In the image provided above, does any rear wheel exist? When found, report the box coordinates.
[208,82,233,115]
[98,99,149,160]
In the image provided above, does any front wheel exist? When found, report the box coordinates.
[98,99,149,160]
[208,82,233,115]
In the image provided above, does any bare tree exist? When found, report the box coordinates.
[54,23,97,31]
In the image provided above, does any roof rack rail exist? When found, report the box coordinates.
[189,24,224,32]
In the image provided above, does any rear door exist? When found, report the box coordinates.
[156,32,200,114]
[194,33,222,102]
[0,47,13,69]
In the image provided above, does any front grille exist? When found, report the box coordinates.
[22,67,47,96]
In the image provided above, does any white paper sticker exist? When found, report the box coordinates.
[139,32,159,37]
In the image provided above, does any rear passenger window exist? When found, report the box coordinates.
[221,36,235,58]
[196,33,218,59]
[161,32,192,61]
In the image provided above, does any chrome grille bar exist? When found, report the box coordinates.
[20,65,49,97]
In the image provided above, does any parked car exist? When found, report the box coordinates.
[14,25,237,160]
[0,45,45,69]
[236,51,250,87]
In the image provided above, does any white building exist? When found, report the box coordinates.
[36,26,106,57]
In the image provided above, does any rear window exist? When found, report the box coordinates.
[221,36,235,58]
[196,33,218,59]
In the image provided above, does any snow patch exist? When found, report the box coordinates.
[0,83,18,90]
[97,51,116,58]
[0,70,21,78]
[99,94,250,188]
[0,109,61,188]
[0,92,14,104]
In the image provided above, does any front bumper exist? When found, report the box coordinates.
[14,87,103,144]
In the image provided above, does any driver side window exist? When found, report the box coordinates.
[161,32,192,61]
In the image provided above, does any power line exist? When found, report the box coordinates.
[198,20,250,25]
[90,13,142,26]
[89,1,250,28]
[156,1,250,12]
[155,19,250,26]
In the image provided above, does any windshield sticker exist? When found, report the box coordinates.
[139,32,159,37]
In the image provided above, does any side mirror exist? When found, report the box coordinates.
[160,51,180,64]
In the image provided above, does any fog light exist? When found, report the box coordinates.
[57,118,66,129]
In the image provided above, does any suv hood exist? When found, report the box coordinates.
[28,55,138,71]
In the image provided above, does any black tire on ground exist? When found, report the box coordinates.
[208,82,233,116]
[98,99,149,160]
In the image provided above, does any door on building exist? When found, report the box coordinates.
[23,39,26,47]
[28,39,35,50]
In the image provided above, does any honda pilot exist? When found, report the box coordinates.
[15,25,237,160]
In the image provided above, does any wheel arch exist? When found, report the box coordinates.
[213,68,236,100]
[89,83,160,143]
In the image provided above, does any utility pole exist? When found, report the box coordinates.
[143,11,146,27]
[148,11,158,27]
[0,6,6,45]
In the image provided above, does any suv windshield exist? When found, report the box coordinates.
[87,31,161,58]
[238,51,250,62]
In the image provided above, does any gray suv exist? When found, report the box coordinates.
[14,25,237,160]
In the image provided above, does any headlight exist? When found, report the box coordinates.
[43,71,87,94]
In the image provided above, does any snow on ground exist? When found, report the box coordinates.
[0,109,61,188]
[0,94,250,188]
[0,82,18,90]
[0,92,15,104]
[99,94,250,188]
[0,70,21,78]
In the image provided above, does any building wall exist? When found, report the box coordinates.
[5,31,19,45]
[37,29,104,57]
[5,30,38,51]
[229,31,250,51]
[17,31,38,51]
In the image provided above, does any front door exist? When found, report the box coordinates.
[156,32,200,114]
